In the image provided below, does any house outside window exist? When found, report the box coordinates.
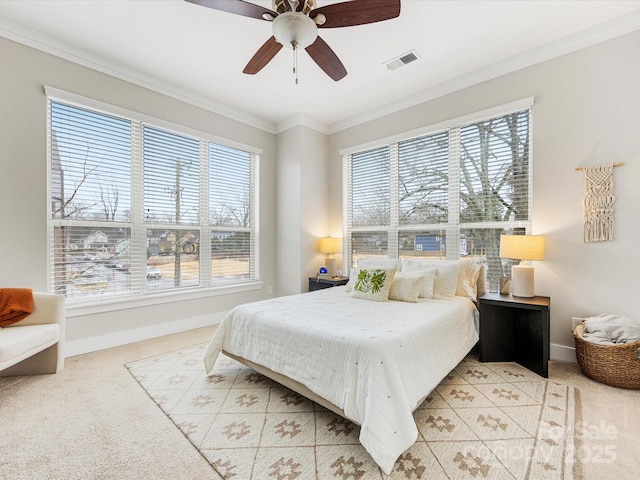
[47,89,260,305]
[343,99,533,287]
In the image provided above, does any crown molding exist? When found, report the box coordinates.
[275,113,330,135]
[0,19,278,135]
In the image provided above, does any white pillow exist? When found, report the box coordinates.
[418,268,437,298]
[402,259,459,297]
[456,261,481,301]
[389,271,427,303]
[350,267,397,302]
[357,257,402,272]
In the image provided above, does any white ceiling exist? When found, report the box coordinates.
[2,1,640,133]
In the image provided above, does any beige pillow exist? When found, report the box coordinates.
[399,267,437,299]
[402,259,459,297]
[350,267,397,302]
[389,271,427,303]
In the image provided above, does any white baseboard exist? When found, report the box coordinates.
[65,312,226,358]
[550,342,577,363]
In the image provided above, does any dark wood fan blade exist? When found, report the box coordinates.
[305,36,347,81]
[313,0,401,28]
[243,36,283,74]
[185,0,276,21]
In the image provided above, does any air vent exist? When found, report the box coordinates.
[385,50,420,71]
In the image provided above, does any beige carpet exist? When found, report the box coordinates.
[127,344,583,479]
[2,326,638,479]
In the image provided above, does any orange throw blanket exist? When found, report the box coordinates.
[0,288,34,327]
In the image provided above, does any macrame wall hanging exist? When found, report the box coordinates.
[576,162,623,243]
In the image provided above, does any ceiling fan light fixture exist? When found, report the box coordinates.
[272,12,318,49]
[187,0,401,82]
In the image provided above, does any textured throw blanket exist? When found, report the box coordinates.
[0,288,34,327]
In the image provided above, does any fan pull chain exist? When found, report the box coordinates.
[292,41,299,84]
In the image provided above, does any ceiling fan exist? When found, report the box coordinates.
[185,0,401,82]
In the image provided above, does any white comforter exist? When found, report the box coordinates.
[203,287,479,474]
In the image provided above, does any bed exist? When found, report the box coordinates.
[202,259,483,474]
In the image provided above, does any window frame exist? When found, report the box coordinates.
[342,98,534,273]
[45,87,262,315]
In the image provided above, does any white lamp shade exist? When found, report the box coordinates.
[319,237,342,255]
[499,235,545,261]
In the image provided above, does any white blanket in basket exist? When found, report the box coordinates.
[580,314,640,359]
[582,313,640,344]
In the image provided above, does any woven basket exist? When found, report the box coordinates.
[573,323,640,389]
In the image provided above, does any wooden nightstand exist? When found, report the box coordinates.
[478,292,550,377]
[308,276,349,292]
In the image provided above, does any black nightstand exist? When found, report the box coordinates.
[308,276,349,292]
[478,292,550,377]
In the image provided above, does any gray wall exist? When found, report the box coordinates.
[276,125,330,296]
[328,30,640,355]
[0,37,278,349]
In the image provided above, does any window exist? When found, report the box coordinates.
[48,91,259,305]
[209,144,256,283]
[343,100,532,286]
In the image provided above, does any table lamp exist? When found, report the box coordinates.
[319,237,342,277]
[499,235,545,297]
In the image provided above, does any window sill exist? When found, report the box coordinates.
[65,281,263,317]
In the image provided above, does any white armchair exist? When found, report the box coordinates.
[0,292,65,376]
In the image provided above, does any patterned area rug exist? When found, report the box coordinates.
[126,344,583,480]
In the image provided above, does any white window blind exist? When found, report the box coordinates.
[48,96,259,305]
[142,126,202,292]
[345,146,391,263]
[458,111,530,223]
[344,102,532,285]
[49,102,133,297]
[209,144,256,282]
[209,144,251,228]
[398,131,449,225]
[143,126,200,225]
[50,102,132,222]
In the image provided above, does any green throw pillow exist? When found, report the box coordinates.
[350,267,396,302]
